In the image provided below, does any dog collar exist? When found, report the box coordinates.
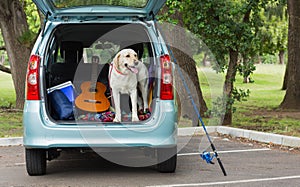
[114,65,127,76]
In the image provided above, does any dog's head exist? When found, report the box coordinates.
[113,49,140,74]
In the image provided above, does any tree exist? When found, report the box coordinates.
[261,1,288,65]
[280,0,300,109]
[239,1,288,84]
[183,0,268,125]
[282,63,288,90]
[159,1,208,126]
[0,0,40,109]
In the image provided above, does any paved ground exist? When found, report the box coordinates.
[0,135,300,187]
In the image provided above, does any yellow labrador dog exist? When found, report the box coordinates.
[110,49,149,122]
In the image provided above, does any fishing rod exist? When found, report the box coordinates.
[156,21,227,176]
[171,50,227,176]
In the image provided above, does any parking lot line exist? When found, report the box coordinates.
[178,148,271,156]
[147,175,300,187]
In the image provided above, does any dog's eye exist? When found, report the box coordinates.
[134,54,137,57]
[126,55,130,58]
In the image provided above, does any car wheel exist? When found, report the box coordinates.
[25,148,46,176]
[157,147,177,173]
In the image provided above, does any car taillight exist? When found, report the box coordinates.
[26,55,40,100]
[160,54,174,100]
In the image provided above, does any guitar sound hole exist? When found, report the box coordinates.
[90,88,98,93]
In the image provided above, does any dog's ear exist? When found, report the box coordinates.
[113,52,121,68]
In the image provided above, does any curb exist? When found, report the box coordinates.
[1,126,300,147]
[179,126,300,148]
[0,137,23,147]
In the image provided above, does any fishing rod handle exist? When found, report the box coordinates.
[217,157,227,176]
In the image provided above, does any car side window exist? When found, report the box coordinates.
[46,37,58,67]
[56,46,64,63]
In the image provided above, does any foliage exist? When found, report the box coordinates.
[22,0,41,34]
[181,0,269,124]
[231,88,250,106]
[261,54,278,64]
[18,0,41,47]
[237,59,256,82]
[257,0,288,55]
[158,0,182,24]
[159,0,283,124]
[184,0,265,69]
[206,88,250,120]
[17,30,37,48]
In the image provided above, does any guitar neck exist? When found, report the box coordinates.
[90,56,100,92]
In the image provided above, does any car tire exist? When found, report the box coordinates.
[25,148,46,176]
[157,147,177,173]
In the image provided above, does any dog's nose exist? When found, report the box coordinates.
[134,61,139,66]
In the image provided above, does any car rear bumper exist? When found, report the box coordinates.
[23,100,177,149]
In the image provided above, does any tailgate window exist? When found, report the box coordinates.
[51,0,149,9]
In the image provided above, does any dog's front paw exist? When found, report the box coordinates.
[132,116,139,122]
[113,116,121,123]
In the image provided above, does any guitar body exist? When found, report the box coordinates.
[75,56,110,112]
[75,81,110,112]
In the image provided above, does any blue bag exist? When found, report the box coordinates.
[49,90,74,120]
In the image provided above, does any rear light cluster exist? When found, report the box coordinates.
[160,54,174,100]
[26,55,41,100]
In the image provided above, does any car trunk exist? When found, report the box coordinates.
[44,23,158,124]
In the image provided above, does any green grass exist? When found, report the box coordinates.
[199,64,300,137]
[234,64,286,109]
[0,71,22,137]
[0,71,16,107]
[198,64,286,107]
[0,111,23,137]
[232,65,300,137]
[198,67,224,109]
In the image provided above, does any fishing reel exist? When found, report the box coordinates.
[200,151,216,164]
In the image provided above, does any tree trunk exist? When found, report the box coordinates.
[164,30,208,126]
[202,53,208,67]
[280,0,300,109]
[172,47,208,126]
[159,7,208,126]
[222,49,239,125]
[278,50,285,65]
[0,0,32,109]
[243,76,250,83]
[282,62,288,90]
[257,56,262,64]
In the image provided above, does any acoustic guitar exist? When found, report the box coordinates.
[75,55,110,112]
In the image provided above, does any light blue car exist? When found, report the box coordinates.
[24,0,178,175]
